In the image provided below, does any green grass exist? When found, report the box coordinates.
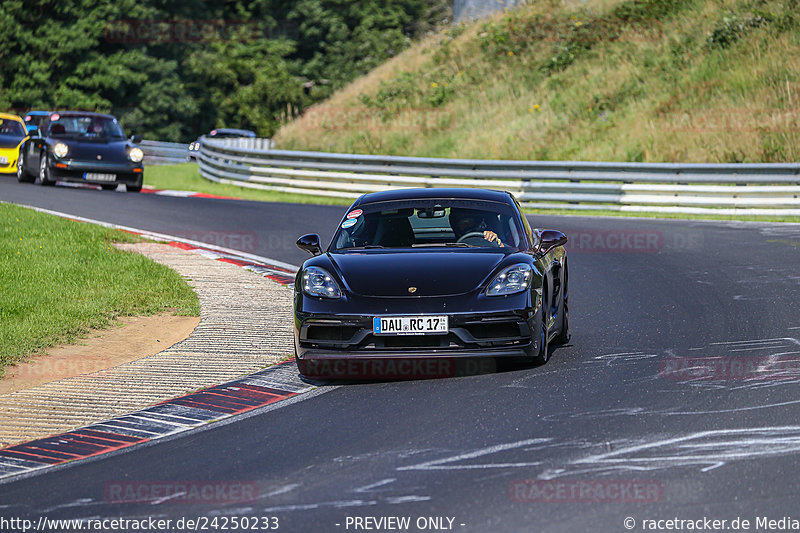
[0,203,200,376]
[145,163,352,206]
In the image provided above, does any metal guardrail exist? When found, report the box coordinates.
[219,137,274,150]
[196,137,800,215]
[141,139,189,165]
[141,138,273,165]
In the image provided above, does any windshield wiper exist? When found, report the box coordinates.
[344,245,386,250]
[412,242,476,248]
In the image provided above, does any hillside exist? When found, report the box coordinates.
[274,0,800,163]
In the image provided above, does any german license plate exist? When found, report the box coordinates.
[83,172,116,182]
[0,156,7,165]
[373,316,448,336]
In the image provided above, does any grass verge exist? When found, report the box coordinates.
[0,203,200,376]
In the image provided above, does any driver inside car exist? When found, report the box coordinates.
[448,207,503,246]
[86,119,104,135]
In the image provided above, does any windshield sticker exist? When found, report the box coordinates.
[341,219,357,229]
[346,209,363,219]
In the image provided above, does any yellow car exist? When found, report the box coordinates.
[0,113,28,175]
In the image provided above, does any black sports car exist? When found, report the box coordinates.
[293,188,569,379]
[17,111,144,192]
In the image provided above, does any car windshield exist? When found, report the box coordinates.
[332,198,526,252]
[48,114,125,138]
[0,118,26,137]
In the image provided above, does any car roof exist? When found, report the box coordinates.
[210,128,256,136]
[0,113,25,124]
[352,188,516,206]
[48,111,118,119]
[24,111,51,116]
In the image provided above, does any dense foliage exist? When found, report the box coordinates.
[0,0,449,141]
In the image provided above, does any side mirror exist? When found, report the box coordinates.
[536,229,568,255]
[296,234,322,256]
[131,134,143,144]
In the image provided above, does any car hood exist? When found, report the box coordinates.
[328,250,509,297]
[0,134,25,150]
[52,137,132,162]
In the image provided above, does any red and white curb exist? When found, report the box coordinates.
[0,204,311,481]
[141,185,241,200]
[55,181,242,201]
[0,361,315,479]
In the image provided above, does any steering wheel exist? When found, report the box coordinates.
[456,231,502,247]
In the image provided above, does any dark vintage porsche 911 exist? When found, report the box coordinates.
[293,188,569,379]
[17,111,144,191]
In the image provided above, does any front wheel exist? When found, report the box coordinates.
[553,263,569,345]
[39,153,55,186]
[531,291,550,366]
[16,150,33,183]
[125,172,143,193]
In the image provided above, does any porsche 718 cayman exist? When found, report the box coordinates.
[293,188,569,379]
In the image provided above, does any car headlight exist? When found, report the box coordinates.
[128,147,144,163]
[53,143,69,158]
[486,264,533,296]
[302,266,342,299]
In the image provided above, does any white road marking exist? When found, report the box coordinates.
[260,499,378,513]
[568,427,800,472]
[354,478,396,493]
[5,203,300,272]
[150,491,186,505]
[397,438,549,471]
[385,495,432,504]
[266,483,300,497]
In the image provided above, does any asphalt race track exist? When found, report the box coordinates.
[2,178,800,532]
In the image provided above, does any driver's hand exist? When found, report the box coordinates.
[483,231,503,246]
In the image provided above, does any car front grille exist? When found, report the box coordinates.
[306,325,360,342]
[375,334,459,349]
[464,321,522,340]
[299,315,532,351]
